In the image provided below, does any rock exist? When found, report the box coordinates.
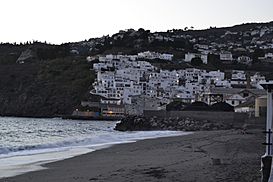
[185,120,191,124]
[114,115,234,132]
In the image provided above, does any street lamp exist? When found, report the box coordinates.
[261,83,273,182]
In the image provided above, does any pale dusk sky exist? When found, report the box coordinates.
[0,0,272,44]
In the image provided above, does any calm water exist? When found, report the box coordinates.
[0,117,187,178]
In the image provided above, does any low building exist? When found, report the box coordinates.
[137,51,173,61]
[237,56,252,65]
[101,105,125,117]
[225,94,246,107]
[79,98,125,118]
[220,51,233,62]
[231,70,247,87]
[125,95,168,116]
[265,53,273,59]
[255,95,267,117]
[202,87,266,106]
[234,97,255,113]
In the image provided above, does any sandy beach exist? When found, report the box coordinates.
[1,129,264,182]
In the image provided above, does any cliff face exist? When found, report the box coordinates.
[0,57,94,117]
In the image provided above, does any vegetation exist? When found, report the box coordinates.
[0,55,94,117]
[191,57,203,66]
[1,21,273,116]
[166,100,187,111]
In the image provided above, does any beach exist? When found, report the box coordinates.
[1,129,264,182]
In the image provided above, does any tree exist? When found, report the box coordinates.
[191,57,203,66]
[207,53,222,67]
[252,49,264,64]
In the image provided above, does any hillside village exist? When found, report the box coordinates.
[70,22,273,119]
[71,21,273,66]
[1,21,273,118]
[78,52,269,118]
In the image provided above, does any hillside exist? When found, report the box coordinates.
[0,21,273,117]
[0,56,94,117]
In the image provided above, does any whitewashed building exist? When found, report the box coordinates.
[265,53,273,59]
[237,56,252,65]
[231,70,247,86]
[225,94,246,107]
[220,51,233,61]
[138,51,173,61]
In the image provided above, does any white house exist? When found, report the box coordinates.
[265,53,273,59]
[184,68,204,82]
[237,56,252,65]
[225,94,246,107]
[198,70,225,86]
[194,44,209,50]
[220,51,233,61]
[138,51,173,61]
[215,80,231,88]
[231,70,247,86]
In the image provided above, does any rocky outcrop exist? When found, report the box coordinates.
[114,115,234,131]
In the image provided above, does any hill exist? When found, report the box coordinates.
[0,21,273,117]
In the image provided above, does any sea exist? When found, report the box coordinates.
[0,117,189,178]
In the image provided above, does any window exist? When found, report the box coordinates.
[232,101,235,105]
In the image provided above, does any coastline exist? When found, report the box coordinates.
[1,129,264,182]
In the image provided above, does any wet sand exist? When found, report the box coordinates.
[1,129,264,182]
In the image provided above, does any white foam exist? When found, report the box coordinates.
[0,130,191,179]
[0,147,94,178]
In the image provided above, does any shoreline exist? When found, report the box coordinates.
[0,129,264,182]
[0,130,187,179]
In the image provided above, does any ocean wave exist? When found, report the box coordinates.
[0,130,186,158]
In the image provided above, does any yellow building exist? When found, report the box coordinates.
[255,95,267,117]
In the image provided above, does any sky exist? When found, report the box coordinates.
[0,0,273,44]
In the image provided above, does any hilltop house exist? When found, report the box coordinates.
[220,51,233,62]
[237,56,252,65]
[137,51,173,61]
